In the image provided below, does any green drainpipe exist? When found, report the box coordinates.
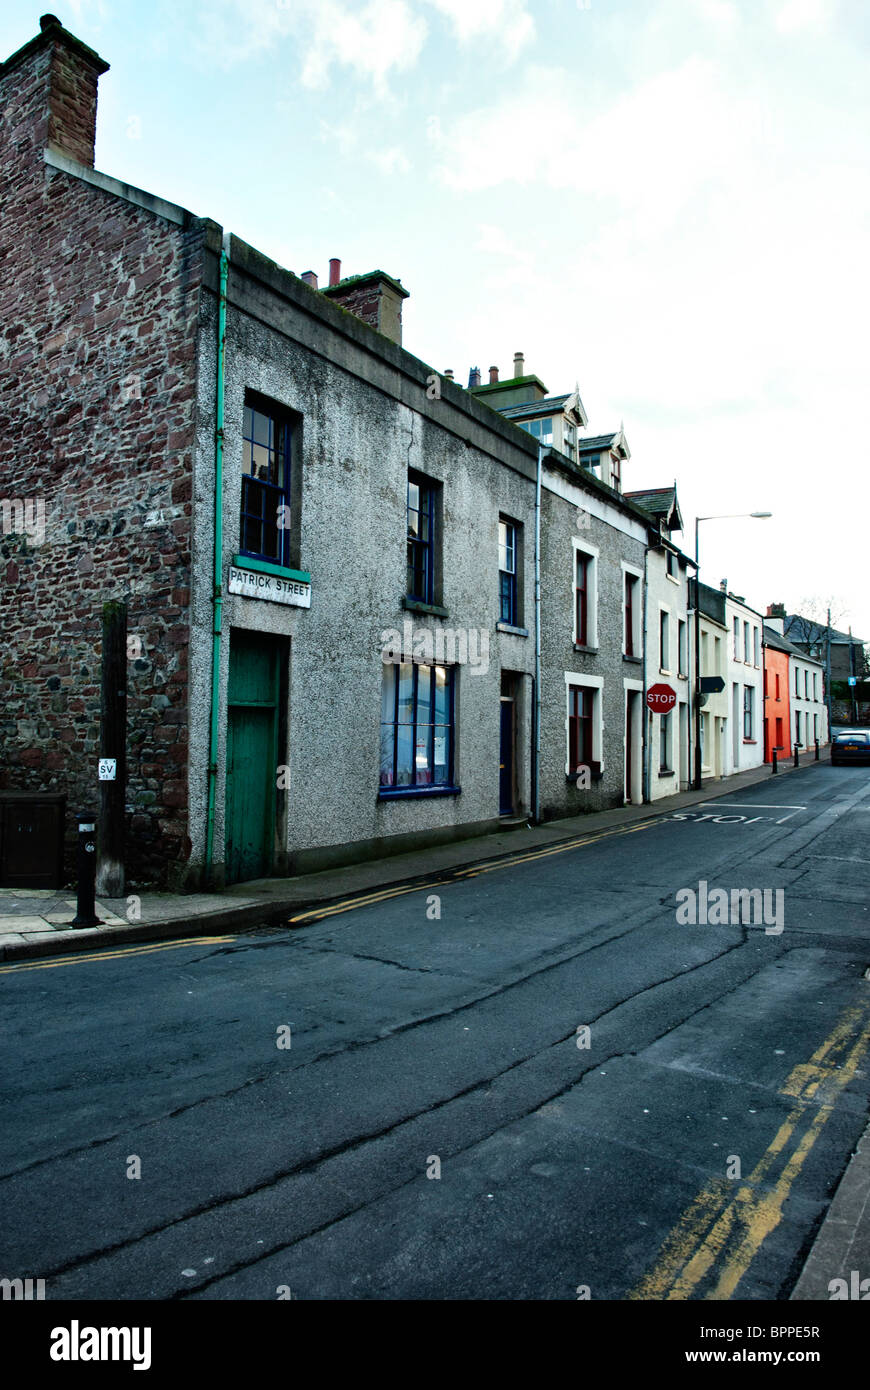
[205,230,230,883]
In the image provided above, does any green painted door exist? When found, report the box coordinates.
[225,632,279,885]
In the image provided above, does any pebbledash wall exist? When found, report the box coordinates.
[537,460,650,818]
[0,17,207,886]
[190,229,541,884]
[644,543,691,798]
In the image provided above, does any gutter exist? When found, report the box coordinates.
[205,230,231,882]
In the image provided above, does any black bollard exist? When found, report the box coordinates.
[815,739,820,760]
[771,749,778,775]
[70,813,100,928]
[794,743,800,767]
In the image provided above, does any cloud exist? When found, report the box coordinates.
[693,0,740,29]
[299,0,428,93]
[424,0,535,59]
[772,0,835,33]
[432,57,762,230]
[202,0,427,92]
[368,147,412,174]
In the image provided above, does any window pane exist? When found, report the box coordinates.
[262,515,279,561]
[397,664,414,724]
[379,667,396,786]
[433,728,449,783]
[416,665,432,726]
[434,665,449,723]
[396,725,414,785]
[252,409,271,447]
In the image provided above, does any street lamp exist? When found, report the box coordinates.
[693,511,772,791]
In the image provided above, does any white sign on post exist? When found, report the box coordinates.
[98,758,117,781]
[228,565,311,608]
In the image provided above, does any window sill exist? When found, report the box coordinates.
[743,739,757,745]
[658,768,675,777]
[402,597,449,618]
[378,785,460,800]
[623,654,643,665]
[573,643,598,655]
[497,622,528,637]
[660,669,672,677]
[666,573,680,585]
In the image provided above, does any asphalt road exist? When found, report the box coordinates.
[2,762,869,1301]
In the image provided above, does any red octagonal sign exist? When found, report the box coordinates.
[646,683,676,712]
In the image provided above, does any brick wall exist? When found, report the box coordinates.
[0,22,207,888]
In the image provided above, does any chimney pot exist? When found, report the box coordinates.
[40,13,61,29]
[444,369,454,380]
[329,258,341,287]
[489,365,499,384]
[513,352,524,377]
[468,367,481,388]
[301,271,318,289]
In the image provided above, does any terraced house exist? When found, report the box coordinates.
[1,16,543,889]
[1,14,721,894]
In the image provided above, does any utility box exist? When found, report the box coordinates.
[0,793,66,889]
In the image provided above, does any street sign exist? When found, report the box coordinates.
[646,683,676,712]
[848,677,857,686]
[98,758,117,781]
[699,675,726,694]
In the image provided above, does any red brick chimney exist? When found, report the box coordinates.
[322,269,409,346]
[0,14,109,170]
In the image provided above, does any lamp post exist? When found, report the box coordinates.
[693,511,772,791]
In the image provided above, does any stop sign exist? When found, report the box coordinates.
[646,683,676,712]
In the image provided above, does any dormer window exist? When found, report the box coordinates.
[521,417,554,447]
[610,453,621,490]
[563,420,576,460]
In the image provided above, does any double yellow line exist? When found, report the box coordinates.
[0,935,237,976]
[0,819,656,971]
[288,818,657,926]
[628,1000,870,1300]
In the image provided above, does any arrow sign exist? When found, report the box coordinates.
[646,683,676,712]
[699,675,726,693]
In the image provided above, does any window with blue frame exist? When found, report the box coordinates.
[407,473,435,603]
[498,518,518,625]
[380,662,455,791]
[240,402,292,566]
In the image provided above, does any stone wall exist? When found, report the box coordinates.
[0,23,206,887]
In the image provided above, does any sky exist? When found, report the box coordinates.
[4,0,869,637]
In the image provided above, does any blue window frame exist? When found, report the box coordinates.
[379,662,456,793]
[240,402,292,566]
[498,519,517,625]
[407,473,435,603]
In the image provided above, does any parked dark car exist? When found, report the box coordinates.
[831,731,870,765]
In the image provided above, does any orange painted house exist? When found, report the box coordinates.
[762,629,791,763]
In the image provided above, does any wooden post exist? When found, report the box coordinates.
[96,600,127,897]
